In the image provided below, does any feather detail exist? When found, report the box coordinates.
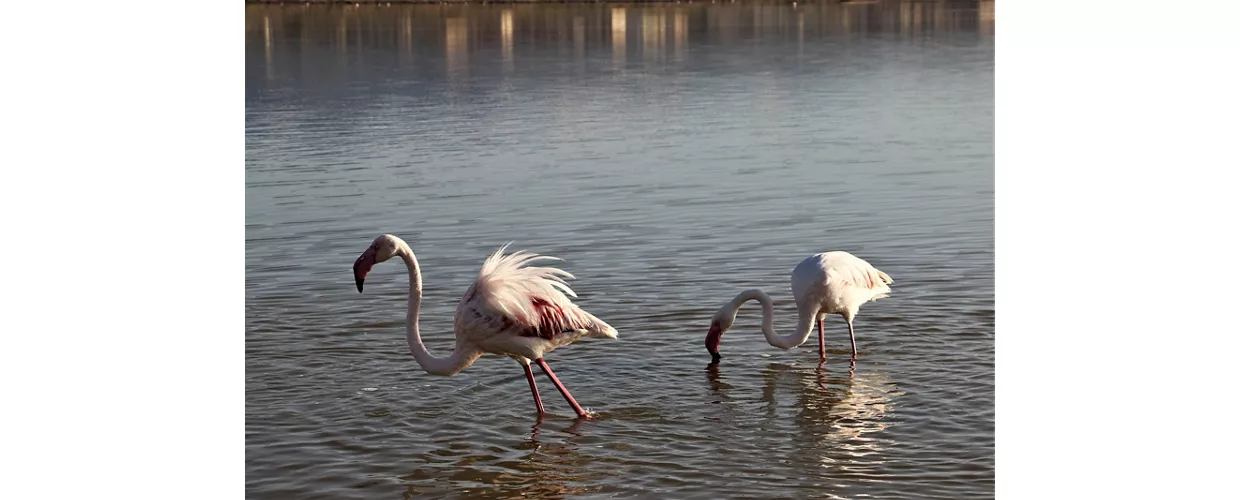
[455,244,617,342]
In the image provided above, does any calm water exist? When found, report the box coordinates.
[245,2,994,498]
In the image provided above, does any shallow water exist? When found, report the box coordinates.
[246,2,994,498]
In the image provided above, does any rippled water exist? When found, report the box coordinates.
[246,2,994,498]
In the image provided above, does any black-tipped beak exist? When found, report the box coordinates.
[353,247,376,293]
[705,324,723,364]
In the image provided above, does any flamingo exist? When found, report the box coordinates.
[704,251,892,364]
[352,234,617,419]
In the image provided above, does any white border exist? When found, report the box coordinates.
[1000,0,1240,498]
[3,0,1239,498]
[3,0,238,497]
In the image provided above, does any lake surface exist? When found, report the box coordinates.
[245,1,994,498]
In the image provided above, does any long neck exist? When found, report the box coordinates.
[726,289,819,350]
[400,248,480,376]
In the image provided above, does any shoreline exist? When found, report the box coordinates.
[245,0,894,5]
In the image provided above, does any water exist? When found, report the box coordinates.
[245,2,994,498]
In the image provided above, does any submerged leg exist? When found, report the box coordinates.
[522,362,546,415]
[534,358,589,418]
[847,318,858,358]
[817,318,827,361]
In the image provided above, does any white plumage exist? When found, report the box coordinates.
[705,251,893,364]
[454,244,617,363]
[353,235,615,418]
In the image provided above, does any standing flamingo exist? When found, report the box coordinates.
[704,251,892,364]
[352,234,617,419]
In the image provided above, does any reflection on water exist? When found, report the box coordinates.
[703,360,901,495]
[263,15,273,81]
[709,361,895,448]
[642,10,664,63]
[799,363,897,465]
[612,7,626,69]
[445,17,468,79]
[396,418,605,499]
[574,15,585,63]
[673,11,687,61]
[402,13,413,66]
[246,1,993,498]
[246,1,992,81]
[514,419,597,498]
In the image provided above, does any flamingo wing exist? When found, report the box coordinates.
[824,251,893,290]
[454,244,617,342]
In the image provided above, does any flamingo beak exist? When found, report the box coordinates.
[705,324,723,364]
[353,248,377,293]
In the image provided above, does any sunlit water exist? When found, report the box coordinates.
[246,2,993,498]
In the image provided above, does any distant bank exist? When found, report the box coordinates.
[246,0,887,4]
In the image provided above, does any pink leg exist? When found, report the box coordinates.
[847,318,858,358]
[522,363,546,415]
[817,318,827,361]
[534,358,589,418]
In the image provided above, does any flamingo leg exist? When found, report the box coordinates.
[534,358,589,418]
[522,363,546,415]
[847,318,858,358]
[817,318,827,361]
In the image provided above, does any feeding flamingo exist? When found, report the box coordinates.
[704,251,892,364]
[352,234,617,419]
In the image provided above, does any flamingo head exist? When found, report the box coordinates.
[704,308,736,364]
[353,234,403,292]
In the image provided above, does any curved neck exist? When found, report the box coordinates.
[399,248,480,376]
[726,289,819,349]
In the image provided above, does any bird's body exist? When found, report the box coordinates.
[793,251,893,320]
[705,251,892,364]
[452,245,617,363]
[353,234,615,418]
